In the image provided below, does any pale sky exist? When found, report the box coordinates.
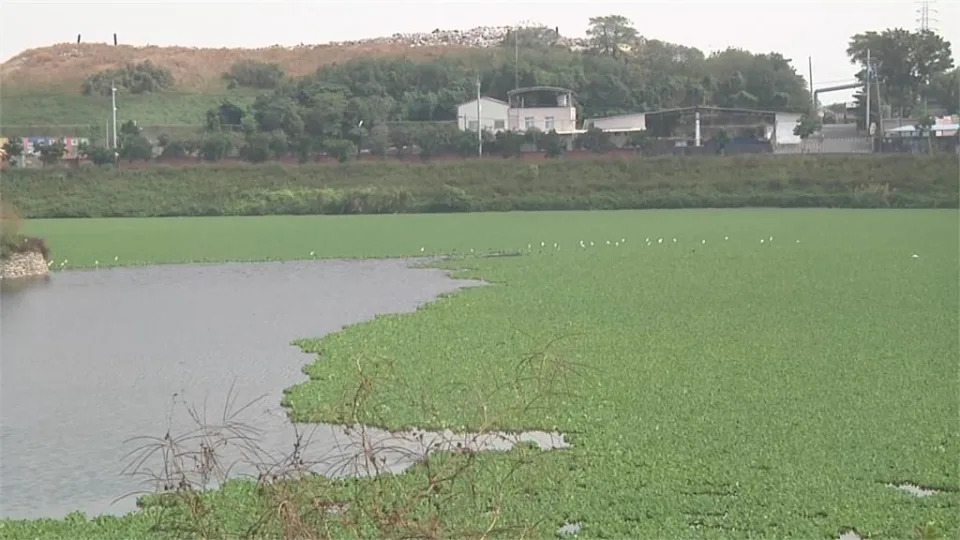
[2,0,958,103]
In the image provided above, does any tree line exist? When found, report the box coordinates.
[33,16,953,166]
[846,28,956,127]
[195,15,811,163]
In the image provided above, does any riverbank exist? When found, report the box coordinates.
[0,235,50,279]
[2,209,957,538]
[3,155,957,218]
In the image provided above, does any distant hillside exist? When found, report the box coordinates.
[1,42,472,93]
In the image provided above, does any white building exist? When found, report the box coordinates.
[584,112,647,147]
[456,97,509,133]
[506,86,578,133]
[585,113,647,132]
[456,87,579,135]
[774,112,802,145]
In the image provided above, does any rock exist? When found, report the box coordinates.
[0,252,49,280]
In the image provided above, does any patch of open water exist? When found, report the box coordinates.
[0,259,565,520]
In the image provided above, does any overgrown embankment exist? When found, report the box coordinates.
[3,155,957,218]
[0,201,50,279]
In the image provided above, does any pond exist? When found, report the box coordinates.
[0,259,482,519]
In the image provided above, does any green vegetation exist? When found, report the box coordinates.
[3,155,957,219]
[1,209,957,538]
[847,29,957,124]
[0,89,260,130]
[208,18,814,161]
[82,60,175,96]
[0,201,48,260]
[223,59,285,89]
[1,15,815,132]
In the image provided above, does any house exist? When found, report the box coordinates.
[456,97,509,133]
[506,86,577,133]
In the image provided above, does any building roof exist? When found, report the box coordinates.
[886,123,959,133]
[507,86,577,97]
[644,106,782,116]
[586,112,647,121]
[459,96,508,106]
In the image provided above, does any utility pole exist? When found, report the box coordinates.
[514,25,520,90]
[111,83,118,149]
[874,66,884,134]
[865,49,871,136]
[476,74,483,158]
[808,57,815,110]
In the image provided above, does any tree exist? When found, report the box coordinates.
[415,128,445,160]
[37,139,67,165]
[324,139,356,163]
[452,130,478,158]
[712,129,731,155]
[576,127,614,153]
[82,60,174,95]
[625,130,650,154]
[198,22,813,140]
[223,60,285,89]
[119,135,154,161]
[199,134,233,161]
[302,92,348,139]
[587,15,638,58]
[492,131,524,158]
[119,120,141,139]
[928,68,959,114]
[914,113,936,154]
[366,124,390,157]
[158,140,190,161]
[2,137,24,164]
[847,28,954,118]
[293,136,318,163]
[539,130,566,158]
[793,113,822,139]
[251,95,304,138]
[78,142,115,166]
[240,133,273,163]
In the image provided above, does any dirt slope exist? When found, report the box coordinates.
[1,42,473,93]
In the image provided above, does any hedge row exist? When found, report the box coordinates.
[2,155,957,218]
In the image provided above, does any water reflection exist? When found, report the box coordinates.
[0,259,480,519]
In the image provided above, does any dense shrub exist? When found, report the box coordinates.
[223,60,285,89]
[0,201,48,260]
[119,135,154,162]
[199,134,234,162]
[80,145,116,166]
[82,60,175,96]
[1,155,956,219]
[158,140,190,161]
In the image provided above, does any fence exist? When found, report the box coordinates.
[774,137,874,155]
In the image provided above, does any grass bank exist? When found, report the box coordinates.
[0,88,260,130]
[3,155,957,219]
[3,210,958,538]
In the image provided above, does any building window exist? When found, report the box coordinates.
[524,117,534,130]
[494,119,505,129]
[468,120,479,131]
[544,117,555,131]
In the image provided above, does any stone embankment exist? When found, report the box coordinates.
[0,252,49,280]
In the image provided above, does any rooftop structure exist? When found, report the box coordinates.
[506,86,577,133]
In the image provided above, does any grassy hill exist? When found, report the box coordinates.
[0,41,472,132]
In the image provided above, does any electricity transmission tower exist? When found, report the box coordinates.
[916,0,938,32]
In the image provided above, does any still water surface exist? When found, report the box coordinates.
[0,259,479,519]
